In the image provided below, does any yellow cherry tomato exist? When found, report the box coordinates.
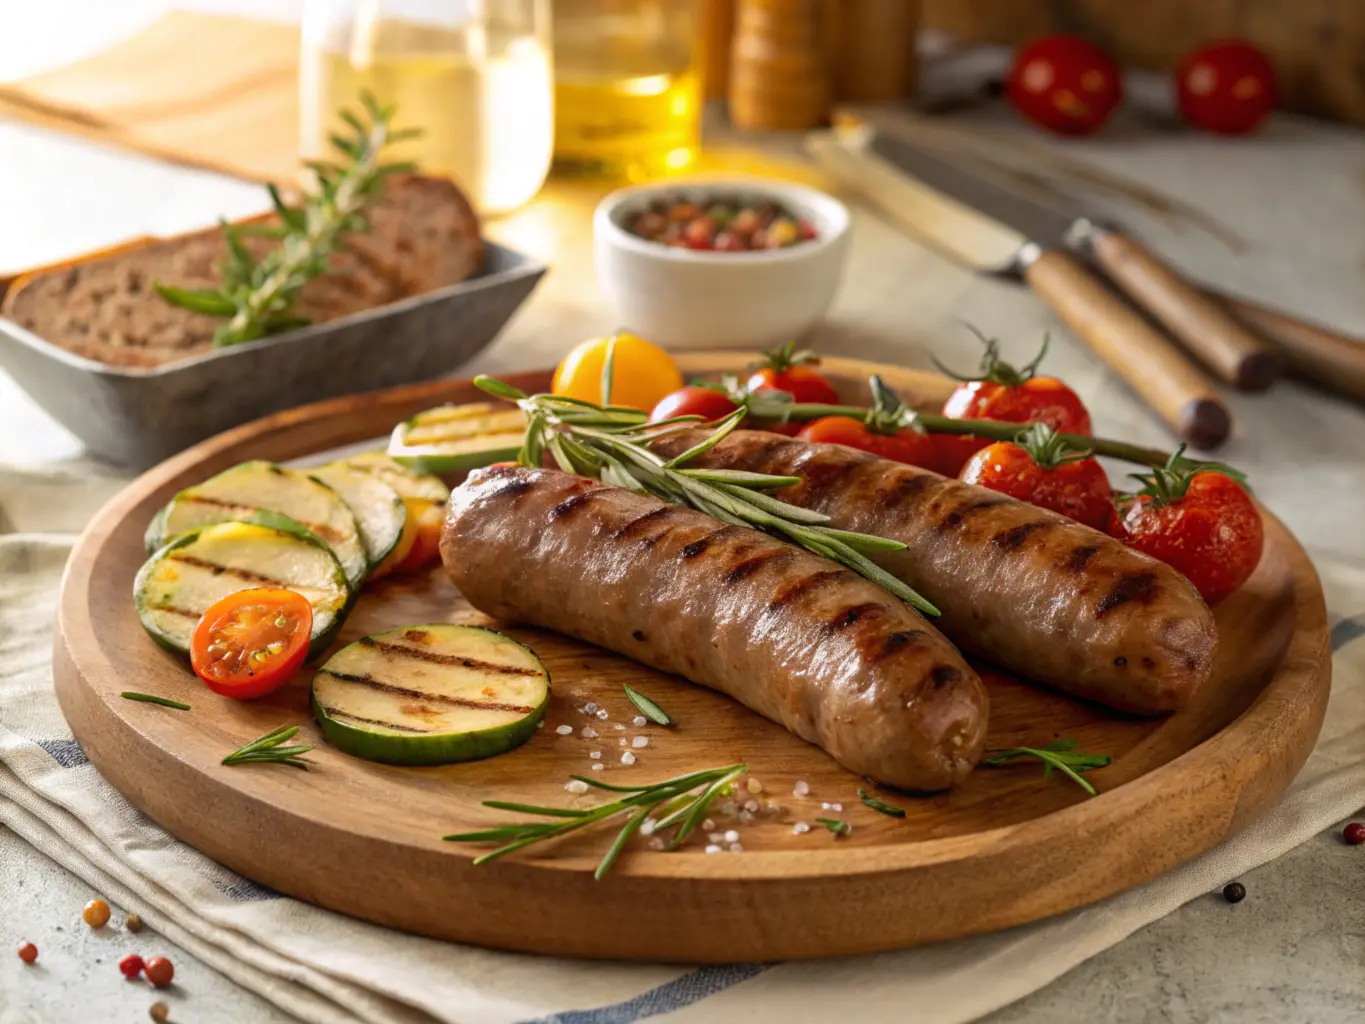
[551,332,683,411]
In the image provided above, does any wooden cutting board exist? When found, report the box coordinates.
[0,12,302,184]
[52,353,1331,962]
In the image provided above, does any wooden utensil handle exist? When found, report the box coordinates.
[1023,248,1231,449]
[1210,293,1365,402]
[1088,229,1283,391]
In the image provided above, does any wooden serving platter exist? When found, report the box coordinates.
[53,354,1331,962]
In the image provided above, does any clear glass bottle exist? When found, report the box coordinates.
[300,0,554,216]
[551,0,702,181]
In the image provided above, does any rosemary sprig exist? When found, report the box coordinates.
[623,684,673,727]
[472,370,940,616]
[222,725,315,770]
[816,817,851,836]
[120,692,190,711]
[445,764,748,879]
[982,738,1112,796]
[856,787,905,818]
[156,90,419,347]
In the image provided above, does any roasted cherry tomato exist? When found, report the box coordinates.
[1175,40,1276,135]
[648,385,741,424]
[796,415,938,469]
[1007,35,1122,135]
[959,425,1114,532]
[936,332,1092,477]
[189,588,312,699]
[552,331,683,411]
[1111,454,1263,604]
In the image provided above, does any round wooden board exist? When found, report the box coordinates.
[54,354,1331,962]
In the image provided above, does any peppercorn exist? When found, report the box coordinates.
[144,956,175,989]
[149,1002,170,1023]
[82,898,111,928]
[1344,822,1365,845]
[17,942,38,964]
[125,913,144,933]
[119,954,146,979]
[1222,881,1246,903]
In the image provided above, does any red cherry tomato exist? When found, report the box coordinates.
[648,386,740,424]
[1112,465,1263,604]
[189,588,312,700]
[1175,40,1277,135]
[796,416,938,469]
[936,334,1092,477]
[143,956,175,989]
[960,433,1114,532]
[746,343,840,406]
[1007,36,1122,135]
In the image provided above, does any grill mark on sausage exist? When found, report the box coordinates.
[1066,545,1100,572]
[767,568,853,610]
[355,636,541,675]
[878,471,937,510]
[165,554,289,586]
[632,630,646,641]
[734,435,794,472]
[872,629,929,662]
[612,505,674,539]
[680,525,742,560]
[789,457,859,507]
[931,665,960,688]
[316,703,432,733]
[993,520,1052,551]
[825,601,886,630]
[486,478,533,501]
[723,548,793,585]
[316,668,537,713]
[935,496,1011,532]
[1095,571,1159,618]
[548,491,596,519]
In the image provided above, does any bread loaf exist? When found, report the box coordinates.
[2,175,483,368]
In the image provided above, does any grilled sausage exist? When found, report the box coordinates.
[648,430,1217,714]
[442,466,988,791]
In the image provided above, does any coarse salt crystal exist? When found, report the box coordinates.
[728,843,744,853]
[536,721,544,729]
[793,780,810,797]
[632,716,648,727]
[821,801,833,810]
[592,763,604,772]
[738,811,754,823]
[719,800,738,816]
[632,736,649,749]
[581,726,599,739]
[621,751,637,766]
[705,844,722,854]
[613,722,626,731]
[564,780,589,795]
[620,738,628,746]
[746,778,763,794]
[648,837,666,851]
[589,751,602,760]
[555,725,574,736]
[793,822,811,834]
[830,802,843,812]
[709,832,725,843]
[723,829,739,843]
[583,702,598,715]
[743,799,759,812]
[596,709,609,720]
[702,819,715,830]
[641,819,657,836]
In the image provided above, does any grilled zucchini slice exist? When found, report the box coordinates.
[388,402,526,477]
[307,463,407,577]
[134,520,351,658]
[344,451,450,503]
[147,460,368,593]
[312,624,549,766]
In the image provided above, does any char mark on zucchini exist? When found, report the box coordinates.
[354,636,542,674]
[315,668,538,714]
[165,553,290,586]
[316,705,433,733]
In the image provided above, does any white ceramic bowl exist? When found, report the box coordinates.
[593,177,851,350]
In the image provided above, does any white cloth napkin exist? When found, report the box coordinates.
[1,470,1363,1024]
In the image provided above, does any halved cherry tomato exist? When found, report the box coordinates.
[648,385,740,424]
[797,415,938,469]
[190,589,312,700]
[936,333,1092,476]
[394,498,446,573]
[1112,457,1262,604]
[552,331,683,411]
[959,427,1114,532]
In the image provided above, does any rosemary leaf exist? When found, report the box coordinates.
[623,684,673,727]
[120,692,190,711]
[816,817,851,836]
[857,787,906,818]
[223,725,315,769]
[983,738,1112,797]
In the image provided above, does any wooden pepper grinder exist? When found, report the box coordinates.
[832,0,920,103]
[729,0,832,130]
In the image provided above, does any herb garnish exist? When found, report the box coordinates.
[446,763,747,879]
[222,725,315,770]
[156,91,419,347]
[816,817,851,836]
[120,692,190,711]
[623,684,673,727]
[983,738,1111,796]
[857,787,906,818]
[474,346,938,616]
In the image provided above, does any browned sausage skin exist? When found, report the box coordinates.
[647,430,1217,714]
[442,465,988,790]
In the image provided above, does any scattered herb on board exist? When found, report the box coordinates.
[857,787,906,818]
[445,763,747,879]
[222,725,315,770]
[816,817,851,836]
[623,684,673,727]
[156,90,420,347]
[474,345,939,616]
[982,738,1111,796]
[120,692,190,711]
